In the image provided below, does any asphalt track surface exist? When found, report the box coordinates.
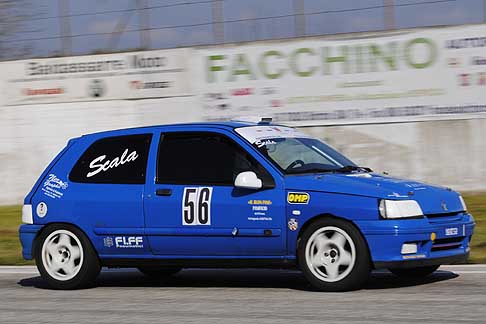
[1,265,485,324]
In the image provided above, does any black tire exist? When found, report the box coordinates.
[137,266,182,278]
[389,265,440,278]
[298,218,371,292]
[34,224,101,290]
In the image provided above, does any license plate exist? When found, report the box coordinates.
[445,227,459,236]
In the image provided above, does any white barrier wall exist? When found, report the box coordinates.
[1,25,486,204]
[0,97,201,204]
[301,118,486,192]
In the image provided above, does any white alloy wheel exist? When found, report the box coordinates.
[41,229,84,281]
[305,226,356,283]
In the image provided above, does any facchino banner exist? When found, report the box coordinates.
[1,48,191,105]
[194,25,486,125]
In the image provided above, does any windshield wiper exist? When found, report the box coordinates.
[286,165,373,175]
[287,167,348,174]
[335,165,373,173]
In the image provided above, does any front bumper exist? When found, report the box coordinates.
[356,212,475,269]
[18,224,43,260]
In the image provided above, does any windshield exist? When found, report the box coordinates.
[235,126,358,175]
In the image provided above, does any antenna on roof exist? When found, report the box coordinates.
[231,116,273,124]
[258,117,272,125]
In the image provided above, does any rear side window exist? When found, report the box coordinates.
[69,134,152,184]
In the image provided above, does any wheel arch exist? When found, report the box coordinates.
[33,222,99,261]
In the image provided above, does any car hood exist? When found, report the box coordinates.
[284,173,464,215]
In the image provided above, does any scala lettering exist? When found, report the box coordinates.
[87,149,138,178]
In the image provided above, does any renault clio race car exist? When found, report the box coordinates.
[19,120,475,291]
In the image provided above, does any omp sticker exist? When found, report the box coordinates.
[287,192,310,204]
[36,202,48,218]
[42,174,68,199]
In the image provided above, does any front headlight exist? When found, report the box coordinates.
[379,199,423,219]
[459,195,467,212]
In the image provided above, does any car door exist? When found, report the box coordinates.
[144,129,286,257]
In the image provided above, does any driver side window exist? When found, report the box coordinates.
[156,132,273,186]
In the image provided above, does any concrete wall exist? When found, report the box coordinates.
[1,96,485,205]
[301,118,486,192]
[0,97,201,204]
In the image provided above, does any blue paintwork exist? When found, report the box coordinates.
[19,122,475,267]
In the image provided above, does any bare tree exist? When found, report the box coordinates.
[0,0,38,61]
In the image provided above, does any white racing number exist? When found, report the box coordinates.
[182,187,213,225]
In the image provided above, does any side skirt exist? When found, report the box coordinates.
[101,258,298,269]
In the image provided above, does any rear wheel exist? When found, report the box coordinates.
[35,224,101,290]
[298,218,371,291]
[389,265,440,278]
[137,266,182,278]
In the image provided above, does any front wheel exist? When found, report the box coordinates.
[298,218,371,291]
[389,265,440,278]
[35,224,101,289]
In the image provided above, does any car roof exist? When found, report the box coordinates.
[78,121,261,139]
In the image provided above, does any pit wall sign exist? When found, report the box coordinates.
[1,48,191,105]
[194,25,486,125]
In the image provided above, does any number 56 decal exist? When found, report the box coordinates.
[182,187,213,225]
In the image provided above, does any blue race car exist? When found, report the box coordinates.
[19,120,475,290]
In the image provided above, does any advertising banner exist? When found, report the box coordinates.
[194,25,486,125]
[2,48,191,105]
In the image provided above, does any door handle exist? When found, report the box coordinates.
[156,188,172,196]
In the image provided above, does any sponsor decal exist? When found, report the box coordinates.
[472,56,486,65]
[103,237,114,248]
[26,54,167,77]
[24,88,64,96]
[254,139,276,148]
[445,227,459,236]
[287,192,310,204]
[292,210,301,216]
[87,149,138,178]
[36,202,48,218]
[88,79,105,98]
[115,236,144,249]
[182,187,213,225]
[247,199,273,221]
[130,80,171,89]
[252,205,268,212]
[248,217,273,221]
[248,199,272,205]
[231,87,254,96]
[42,174,68,199]
[402,254,426,259]
[446,37,486,49]
[288,218,299,231]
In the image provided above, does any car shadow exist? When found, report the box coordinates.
[17,268,459,291]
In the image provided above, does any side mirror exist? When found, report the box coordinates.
[234,171,262,190]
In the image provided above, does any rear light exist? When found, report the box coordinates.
[22,204,33,224]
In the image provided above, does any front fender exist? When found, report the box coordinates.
[285,191,378,257]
